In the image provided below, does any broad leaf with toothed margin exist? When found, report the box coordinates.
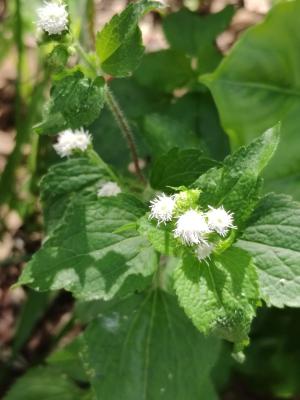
[80,290,220,400]
[193,127,279,226]
[36,72,105,135]
[174,247,260,345]
[150,148,216,192]
[96,0,163,77]
[40,157,110,233]
[203,1,300,199]
[237,193,300,308]
[17,195,157,301]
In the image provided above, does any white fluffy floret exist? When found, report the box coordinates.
[174,209,210,245]
[206,206,235,237]
[53,128,91,158]
[97,182,121,197]
[196,242,214,262]
[149,194,176,224]
[37,1,68,35]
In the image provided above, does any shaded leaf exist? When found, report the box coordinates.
[3,367,85,400]
[163,6,234,73]
[135,49,194,93]
[40,157,110,233]
[81,290,221,399]
[18,195,157,301]
[150,147,216,191]
[143,113,201,155]
[47,338,88,382]
[163,6,234,56]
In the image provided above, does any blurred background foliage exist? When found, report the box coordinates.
[0,0,299,399]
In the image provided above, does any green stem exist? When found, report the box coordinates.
[0,77,48,207]
[15,0,23,126]
[104,86,146,184]
[73,42,146,184]
[0,0,24,206]
[88,148,120,183]
[74,41,97,73]
[86,0,96,48]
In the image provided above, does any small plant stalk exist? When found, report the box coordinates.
[104,86,146,184]
[74,43,145,184]
[88,148,120,183]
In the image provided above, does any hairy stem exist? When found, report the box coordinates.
[74,41,145,183]
[104,86,146,183]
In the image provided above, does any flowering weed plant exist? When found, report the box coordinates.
[5,1,300,399]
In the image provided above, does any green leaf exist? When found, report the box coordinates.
[203,1,300,198]
[165,92,230,160]
[163,6,234,73]
[134,49,195,93]
[163,6,234,56]
[150,148,216,191]
[47,338,88,382]
[40,157,110,233]
[237,193,300,308]
[138,215,178,256]
[18,195,157,301]
[34,112,68,135]
[263,105,300,199]
[81,290,221,399]
[3,367,85,400]
[11,291,49,356]
[38,72,105,134]
[46,44,69,72]
[193,127,279,226]
[239,307,300,398]
[91,78,170,171]
[96,0,163,77]
[174,247,259,344]
[143,113,201,155]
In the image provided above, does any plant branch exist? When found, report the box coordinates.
[74,41,96,72]
[0,0,24,206]
[74,41,145,183]
[104,86,146,184]
[87,148,120,183]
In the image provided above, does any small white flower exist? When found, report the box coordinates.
[174,209,210,245]
[53,128,91,158]
[149,194,175,224]
[196,242,214,262]
[97,182,121,197]
[37,1,68,35]
[206,206,235,237]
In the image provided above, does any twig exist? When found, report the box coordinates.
[104,86,146,184]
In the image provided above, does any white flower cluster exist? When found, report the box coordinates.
[53,128,91,158]
[97,182,121,197]
[149,192,235,262]
[37,1,68,35]
[149,194,176,224]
